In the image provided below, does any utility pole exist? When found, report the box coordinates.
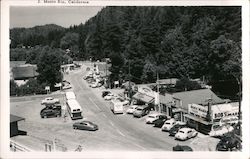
[156,71,160,113]
[235,76,242,136]
[128,60,131,100]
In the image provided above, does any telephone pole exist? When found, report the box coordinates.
[156,71,160,113]
[128,60,131,100]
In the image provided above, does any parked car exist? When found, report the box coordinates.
[209,125,234,137]
[104,93,115,100]
[113,98,129,106]
[216,133,241,151]
[40,105,61,118]
[90,82,102,88]
[175,128,198,141]
[153,115,170,128]
[169,124,187,136]
[172,145,193,151]
[161,118,176,131]
[41,97,60,105]
[73,121,98,131]
[133,105,150,118]
[126,105,138,114]
[102,91,111,98]
[145,113,161,124]
[62,83,72,90]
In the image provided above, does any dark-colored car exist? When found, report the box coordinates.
[133,105,150,118]
[102,91,111,98]
[169,124,187,136]
[173,145,193,151]
[153,115,170,128]
[216,133,241,151]
[40,105,61,118]
[73,121,98,131]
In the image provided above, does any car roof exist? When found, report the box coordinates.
[179,128,191,132]
[148,113,160,117]
[130,105,138,108]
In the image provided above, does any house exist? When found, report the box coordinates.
[10,114,26,137]
[160,89,225,122]
[12,64,38,80]
[11,64,38,86]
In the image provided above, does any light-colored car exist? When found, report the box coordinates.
[90,82,101,88]
[104,93,115,100]
[126,105,138,114]
[209,125,234,137]
[175,128,198,141]
[41,97,60,105]
[161,118,176,131]
[145,113,161,124]
[62,84,72,90]
[114,98,130,106]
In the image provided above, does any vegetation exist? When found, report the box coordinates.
[10,6,241,98]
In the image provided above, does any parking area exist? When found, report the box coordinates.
[10,64,220,152]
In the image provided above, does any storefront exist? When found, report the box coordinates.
[132,85,155,109]
[184,102,239,134]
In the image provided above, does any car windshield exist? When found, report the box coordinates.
[136,108,142,111]
[148,116,155,118]
[179,130,185,133]
[165,122,171,125]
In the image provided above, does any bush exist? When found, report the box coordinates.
[10,79,47,96]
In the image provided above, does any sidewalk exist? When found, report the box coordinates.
[190,135,220,151]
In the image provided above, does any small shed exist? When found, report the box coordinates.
[10,114,26,137]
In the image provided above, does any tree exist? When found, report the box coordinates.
[175,78,202,92]
[37,47,63,89]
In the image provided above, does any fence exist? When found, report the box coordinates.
[10,140,32,152]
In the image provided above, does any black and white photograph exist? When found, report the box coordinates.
[1,0,249,159]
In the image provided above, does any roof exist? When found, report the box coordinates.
[172,89,224,111]
[157,78,179,85]
[10,114,25,123]
[12,65,38,80]
[133,92,154,103]
[159,94,173,105]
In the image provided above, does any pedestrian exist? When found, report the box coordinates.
[63,112,67,122]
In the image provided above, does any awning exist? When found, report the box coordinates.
[10,114,25,123]
[132,92,154,103]
[184,114,212,125]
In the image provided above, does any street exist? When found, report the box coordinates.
[10,64,214,151]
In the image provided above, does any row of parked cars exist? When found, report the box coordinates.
[40,96,99,131]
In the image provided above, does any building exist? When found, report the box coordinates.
[61,63,75,73]
[10,114,26,137]
[131,85,155,109]
[11,64,38,86]
[160,89,225,122]
[12,64,38,80]
[185,102,239,134]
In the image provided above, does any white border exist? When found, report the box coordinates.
[1,0,249,159]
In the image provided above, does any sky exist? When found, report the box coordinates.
[10,6,104,28]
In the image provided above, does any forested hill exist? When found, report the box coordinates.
[10,6,241,98]
[80,7,241,83]
[10,24,65,48]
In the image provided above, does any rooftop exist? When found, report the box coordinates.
[171,89,224,110]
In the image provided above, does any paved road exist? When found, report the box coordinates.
[10,65,206,152]
[62,65,196,151]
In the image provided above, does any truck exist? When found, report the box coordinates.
[110,100,124,114]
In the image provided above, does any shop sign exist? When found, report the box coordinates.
[188,104,208,118]
[213,110,238,119]
[219,116,238,126]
